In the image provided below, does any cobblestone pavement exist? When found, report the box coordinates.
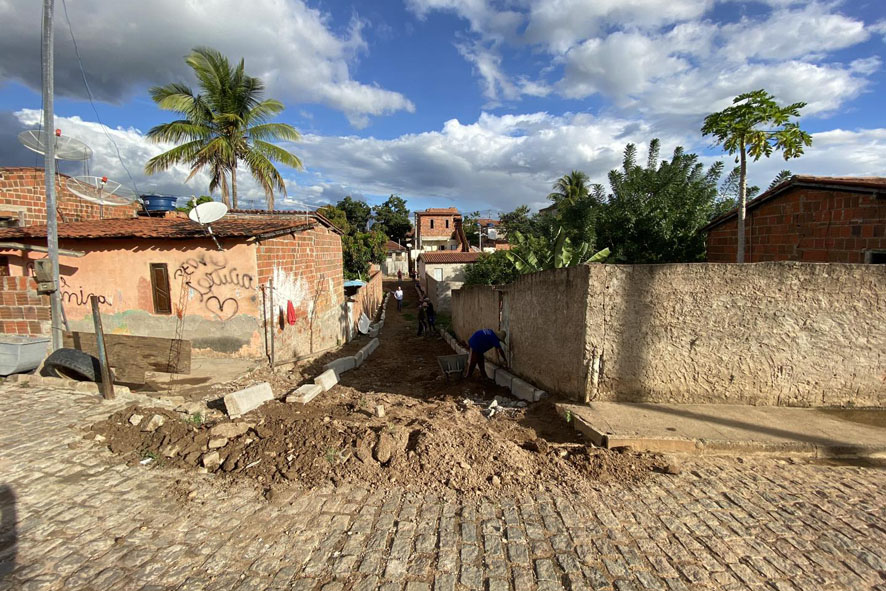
[0,383,884,591]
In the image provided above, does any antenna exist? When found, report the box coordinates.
[188,200,228,251]
[18,128,93,161]
[66,175,137,219]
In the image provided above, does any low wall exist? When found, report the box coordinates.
[351,270,383,328]
[451,262,886,407]
[425,275,463,314]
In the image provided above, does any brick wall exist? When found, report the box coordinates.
[0,276,50,336]
[255,225,345,361]
[707,186,886,263]
[0,167,140,226]
[417,213,459,239]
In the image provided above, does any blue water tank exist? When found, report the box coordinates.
[141,195,178,211]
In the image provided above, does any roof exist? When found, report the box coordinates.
[703,175,886,232]
[416,207,460,216]
[385,240,407,252]
[476,218,499,226]
[419,251,482,264]
[227,209,343,234]
[0,217,315,241]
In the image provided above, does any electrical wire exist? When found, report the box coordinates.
[59,0,141,197]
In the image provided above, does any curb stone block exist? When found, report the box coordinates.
[360,338,379,359]
[224,382,274,418]
[533,389,548,401]
[286,383,323,404]
[484,362,498,380]
[495,370,514,389]
[369,326,380,338]
[324,356,357,377]
[314,369,338,391]
[355,350,366,367]
[510,377,535,402]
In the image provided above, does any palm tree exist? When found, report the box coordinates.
[145,47,303,210]
[548,170,590,205]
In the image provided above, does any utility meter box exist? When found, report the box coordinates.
[33,260,57,294]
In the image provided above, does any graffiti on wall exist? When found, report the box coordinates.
[59,277,110,307]
[174,252,255,321]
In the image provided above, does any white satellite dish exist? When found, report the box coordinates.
[18,129,93,161]
[66,176,137,207]
[189,200,228,251]
[188,200,228,224]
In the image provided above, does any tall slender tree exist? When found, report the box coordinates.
[702,89,811,262]
[145,47,302,210]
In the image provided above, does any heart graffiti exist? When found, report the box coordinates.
[205,296,239,321]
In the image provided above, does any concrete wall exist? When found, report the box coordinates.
[382,251,408,277]
[418,260,470,283]
[451,262,886,407]
[424,275,463,314]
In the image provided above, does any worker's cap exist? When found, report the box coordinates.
[494,330,507,342]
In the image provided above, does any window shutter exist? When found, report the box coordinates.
[150,263,172,314]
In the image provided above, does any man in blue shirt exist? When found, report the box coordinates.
[464,329,508,379]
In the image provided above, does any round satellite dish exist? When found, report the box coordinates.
[189,201,228,224]
[66,176,137,206]
[18,129,93,161]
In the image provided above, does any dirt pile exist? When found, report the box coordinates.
[89,385,666,497]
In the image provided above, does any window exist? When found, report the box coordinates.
[430,219,435,229]
[445,219,450,228]
[0,256,8,276]
[866,250,886,264]
[438,245,446,250]
[434,268,443,281]
[150,263,172,314]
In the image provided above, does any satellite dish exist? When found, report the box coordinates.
[188,200,228,251]
[18,129,93,161]
[188,201,228,224]
[66,176,137,206]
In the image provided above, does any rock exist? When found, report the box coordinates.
[201,451,221,471]
[209,422,254,439]
[255,424,274,439]
[375,404,385,418]
[208,437,228,449]
[160,443,181,458]
[374,432,395,464]
[128,413,144,426]
[490,475,501,486]
[141,414,166,432]
[663,456,682,475]
[522,439,549,455]
[356,432,376,463]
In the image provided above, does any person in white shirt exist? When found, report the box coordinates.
[394,286,404,311]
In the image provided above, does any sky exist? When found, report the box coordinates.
[0,0,884,216]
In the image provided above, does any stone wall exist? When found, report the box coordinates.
[451,262,886,407]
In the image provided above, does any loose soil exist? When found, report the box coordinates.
[89,280,669,497]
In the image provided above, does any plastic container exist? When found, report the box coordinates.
[140,195,178,212]
[0,335,49,376]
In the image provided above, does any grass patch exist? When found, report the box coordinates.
[402,312,415,321]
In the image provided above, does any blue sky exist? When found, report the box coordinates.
[0,0,884,216]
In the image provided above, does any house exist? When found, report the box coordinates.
[382,240,408,277]
[704,176,886,263]
[0,212,346,362]
[0,166,140,227]
[417,251,482,282]
[413,207,463,251]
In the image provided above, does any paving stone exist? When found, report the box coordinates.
[223,382,274,417]
[286,383,323,404]
[314,369,339,391]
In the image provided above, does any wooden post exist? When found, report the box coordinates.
[90,295,115,399]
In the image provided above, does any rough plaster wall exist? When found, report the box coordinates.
[590,262,886,407]
[451,286,499,346]
[425,276,462,314]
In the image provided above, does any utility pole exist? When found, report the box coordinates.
[42,0,62,352]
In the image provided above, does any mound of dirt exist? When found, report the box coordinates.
[89,385,666,497]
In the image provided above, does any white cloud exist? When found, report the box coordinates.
[0,0,413,126]
[405,0,523,41]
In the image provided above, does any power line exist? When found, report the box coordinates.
[59,0,141,196]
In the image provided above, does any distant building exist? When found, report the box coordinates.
[382,240,408,277]
[704,176,886,263]
[414,207,462,251]
[417,251,482,282]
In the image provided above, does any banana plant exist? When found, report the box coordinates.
[507,227,609,274]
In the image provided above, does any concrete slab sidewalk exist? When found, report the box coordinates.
[556,401,886,458]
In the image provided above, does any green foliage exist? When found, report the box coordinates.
[338,196,372,233]
[507,227,609,274]
[720,166,759,203]
[462,210,481,247]
[769,169,793,189]
[545,170,604,249]
[176,195,214,213]
[372,195,412,243]
[596,139,723,263]
[185,412,204,426]
[317,204,351,235]
[342,230,386,280]
[499,205,536,238]
[145,46,303,210]
[464,251,521,286]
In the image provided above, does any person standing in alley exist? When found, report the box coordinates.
[397,269,403,282]
[424,297,437,333]
[417,300,429,336]
[463,329,507,380]
[394,286,404,311]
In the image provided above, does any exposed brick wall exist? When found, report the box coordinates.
[417,213,459,239]
[0,167,140,226]
[707,186,886,263]
[350,268,382,329]
[0,276,50,336]
[255,225,345,360]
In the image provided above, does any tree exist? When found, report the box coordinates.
[596,139,723,263]
[461,210,481,247]
[372,195,412,243]
[145,47,303,210]
[342,230,386,280]
[464,251,521,286]
[546,170,604,248]
[499,205,536,238]
[769,169,793,190]
[336,196,371,232]
[176,195,214,213]
[507,227,609,274]
[701,89,812,262]
[317,204,351,235]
